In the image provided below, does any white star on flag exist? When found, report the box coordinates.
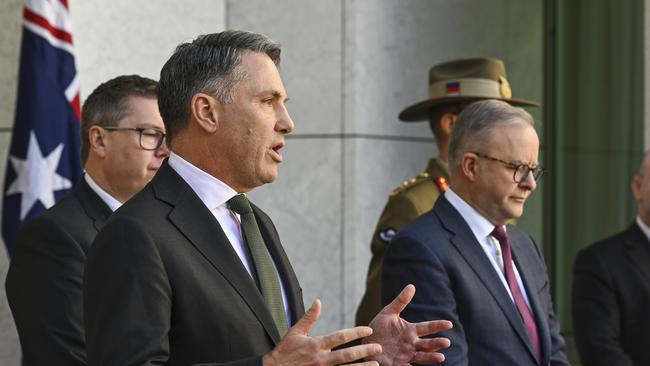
[6,131,73,220]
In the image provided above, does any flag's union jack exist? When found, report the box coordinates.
[2,0,83,255]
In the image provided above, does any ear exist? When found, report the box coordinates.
[191,93,219,134]
[439,113,458,138]
[460,152,479,182]
[88,126,108,158]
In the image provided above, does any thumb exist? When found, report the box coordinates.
[380,284,415,316]
[290,298,321,336]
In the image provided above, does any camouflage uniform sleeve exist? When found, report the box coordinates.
[355,194,422,326]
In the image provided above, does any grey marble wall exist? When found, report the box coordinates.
[0,0,543,363]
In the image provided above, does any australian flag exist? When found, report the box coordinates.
[2,0,83,256]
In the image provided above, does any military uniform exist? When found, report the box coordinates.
[355,158,449,325]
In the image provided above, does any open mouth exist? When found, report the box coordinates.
[270,142,284,162]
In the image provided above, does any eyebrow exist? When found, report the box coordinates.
[132,122,164,130]
[513,160,540,167]
[258,90,290,103]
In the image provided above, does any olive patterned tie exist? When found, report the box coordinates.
[227,194,289,336]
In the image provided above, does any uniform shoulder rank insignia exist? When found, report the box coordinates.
[433,176,449,192]
[379,228,397,243]
[390,172,430,197]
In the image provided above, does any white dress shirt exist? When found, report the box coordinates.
[84,173,122,212]
[168,153,292,324]
[445,188,532,308]
[635,216,650,244]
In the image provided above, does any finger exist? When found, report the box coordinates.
[414,319,453,337]
[320,326,373,350]
[412,350,445,364]
[415,337,451,352]
[324,343,382,365]
[379,284,415,316]
[290,299,321,335]
[342,362,379,366]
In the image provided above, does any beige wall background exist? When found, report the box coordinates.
[0,1,542,364]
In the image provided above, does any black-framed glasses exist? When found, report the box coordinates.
[472,152,545,183]
[102,127,166,151]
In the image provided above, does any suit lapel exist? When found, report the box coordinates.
[75,177,112,232]
[624,223,650,284]
[435,197,537,362]
[508,228,550,365]
[153,162,283,344]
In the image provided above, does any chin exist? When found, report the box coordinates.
[261,175,278,185]
[260,168,279,183]
[508,208,524,220]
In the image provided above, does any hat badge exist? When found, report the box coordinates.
[498,75,512,100]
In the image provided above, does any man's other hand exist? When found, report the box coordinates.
[263,299,382,366]
[366,284,452,366]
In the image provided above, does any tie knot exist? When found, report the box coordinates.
[491,225,508,244]
[227,194,253,215]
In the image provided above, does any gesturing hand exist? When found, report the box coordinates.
[366,284,452,366]
[264,299,383,366]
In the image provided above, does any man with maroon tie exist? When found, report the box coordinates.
[382,100,569,365]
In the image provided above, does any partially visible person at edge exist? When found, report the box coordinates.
[83,30,452,366]
[356,58,539,326]
[382,100,569,365]
[572,150,650,366]
[6,75,170,366]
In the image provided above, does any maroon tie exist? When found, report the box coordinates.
[491,225,541,364]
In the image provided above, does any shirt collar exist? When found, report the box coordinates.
[635,216,650,244]
[444,188,500,240]
[84,173,122,212]
[167,152,238,210]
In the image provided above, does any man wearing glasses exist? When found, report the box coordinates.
[382,100,569,365]
[356,58,539,326]
[6,74,170,366]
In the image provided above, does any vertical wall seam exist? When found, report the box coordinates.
[224,1,229,31]
[339,0,347,328]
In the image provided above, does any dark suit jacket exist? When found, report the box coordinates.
[572,222,650,366]
[5,178,111,366]
[83,161,304,366]
[382,195,569,366]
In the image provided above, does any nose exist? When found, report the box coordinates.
[519,170,537,191]
[155,138,171,158]
[275,103,295,134]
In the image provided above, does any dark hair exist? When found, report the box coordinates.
[448,99,534,173]
[158,30,281,146]
[80,75,158,163]
[428,102,468,141]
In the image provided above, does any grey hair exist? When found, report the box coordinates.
[158,30,281,146]
[448,99,535,173]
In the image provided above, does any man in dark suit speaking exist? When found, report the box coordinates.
[572,151,650,366]
[6,75,170,366]
[382,99,569,365]
[83,30,452,366]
